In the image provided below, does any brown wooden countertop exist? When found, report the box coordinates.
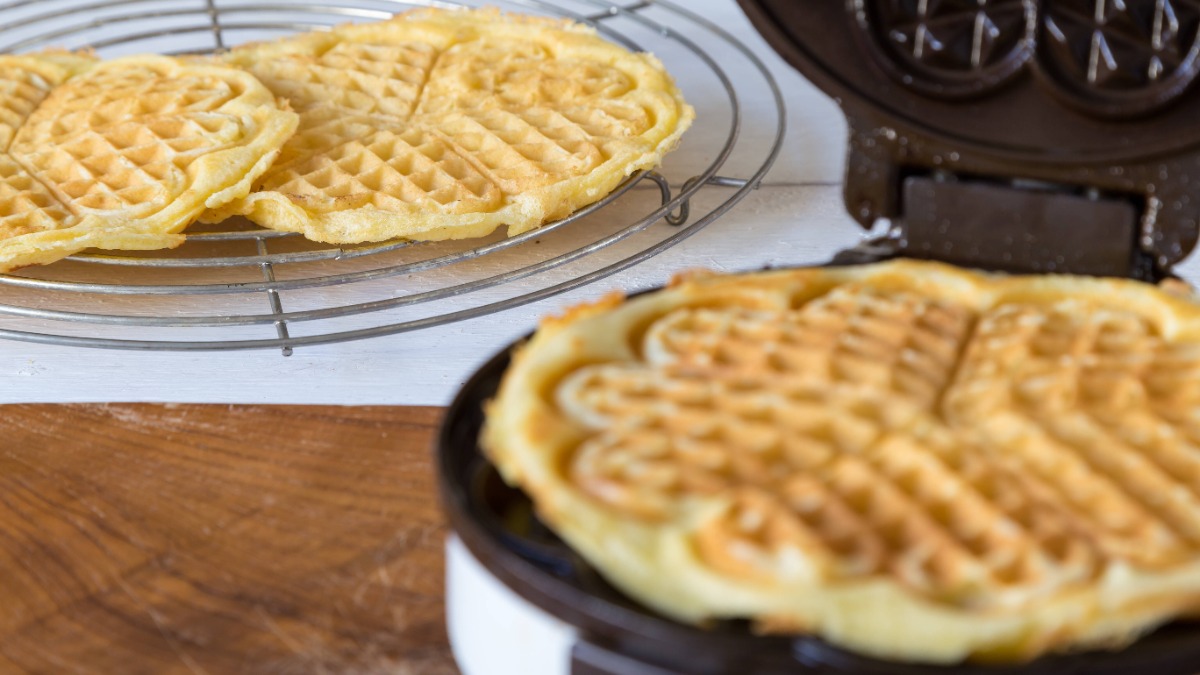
[0,404,456,674]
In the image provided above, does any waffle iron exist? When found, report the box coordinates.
[437,2,1200,672]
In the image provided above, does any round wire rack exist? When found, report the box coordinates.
[0,0,784,353]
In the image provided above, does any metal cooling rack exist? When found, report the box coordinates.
[0,0,784,353]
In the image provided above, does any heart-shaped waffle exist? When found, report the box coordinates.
[202,7,693,244]
[0,54,297,272]
[482,259,1200,664]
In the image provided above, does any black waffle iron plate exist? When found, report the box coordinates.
[438,1,1200,672]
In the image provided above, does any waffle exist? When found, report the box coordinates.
[0,54,297,272]
[482,259,1200,664]
[202,7,694,244]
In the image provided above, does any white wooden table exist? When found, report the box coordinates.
[3,0,1196,406]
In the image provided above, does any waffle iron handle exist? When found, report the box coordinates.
[841,109,1156,279]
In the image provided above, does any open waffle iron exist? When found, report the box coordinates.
[437,1,1200,673]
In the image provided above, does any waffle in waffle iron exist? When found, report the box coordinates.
[455,0,1200,670]
[482,260,1200,663]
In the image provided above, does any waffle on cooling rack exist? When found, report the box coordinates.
[203,7,694,244]
[0,53,297,272]
[482,259,1200,664]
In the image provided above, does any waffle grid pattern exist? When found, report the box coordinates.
[0,58,78,240]
[0,54,297,272]
[2,61,239,232]
[947,304,1200,566]
[214,9,691,243]
[0,61,59,148]
[477,261,1200,658]
[542,271,1200,629]
[249,42,643,210]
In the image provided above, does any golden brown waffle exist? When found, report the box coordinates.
[202,7,694,244]
[482,260,1200,664]
[0,54,297,272]
[0,54,90,150]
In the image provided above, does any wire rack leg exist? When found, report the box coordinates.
[255,238,293,356]
[205,0,226,51]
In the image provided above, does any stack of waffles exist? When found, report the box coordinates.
[0,8,695,272]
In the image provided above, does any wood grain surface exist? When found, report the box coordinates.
[0,404,455,674]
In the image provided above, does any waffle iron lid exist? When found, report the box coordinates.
[735,0,1200,280]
